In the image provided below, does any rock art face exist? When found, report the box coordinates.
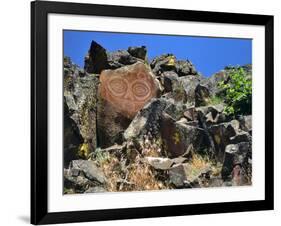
[99,62,159,119]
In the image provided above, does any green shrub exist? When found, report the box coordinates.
[209,95,223,105]
[218,67,252,116]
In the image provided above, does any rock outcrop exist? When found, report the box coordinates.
[84,41,147,74]
[64,58,99,164]
[63,40,252,194]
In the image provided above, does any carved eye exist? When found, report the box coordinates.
[132,81,151,100]
[108,78,128,97]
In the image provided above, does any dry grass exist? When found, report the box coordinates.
[189,152,222,177]
[92,142,225,192]
[96,153,121,192]
[92,148,171,192]
[125,162,168,191]
[190,152,212,170]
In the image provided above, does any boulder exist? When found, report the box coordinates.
[221,142,252,183]
[64,160,107,193]
[150,54,177,76]
[195,84,211,107]
[196,104,226,127]
[64,74,99,160]
[84,40,109,74]
[178,75,201,103]
[157,71,199,104]
[97,62,161,147]
[208,120,240,162]
[163,101,189,121]
[64,173,90,188]
[183,106,197,121]
[150,54,197,76]
[144,157,174,170]
[71,160,107,184]
[160,113,210,158]
[175,60,197,77]
[230,131,251,144]
[64,56,85,78]
[99,62,160,119]
[168,163,211,188]
[107,50,139,69]
[200,71,226,97]
[127,46,147,60]
[123,97,199,155]
[143,156,187,170]
[239,115,252,133]
[124,98,168,140]
[97,96,132,147]
[161,71,179,93]
[84,41,148,74]
[64,101,83,167]
[161,83,188,103]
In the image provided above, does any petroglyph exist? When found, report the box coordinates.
[99,62,159,118]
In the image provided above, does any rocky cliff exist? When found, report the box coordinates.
[63,41,252,194]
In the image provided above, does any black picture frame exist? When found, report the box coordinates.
[31,1,274,224]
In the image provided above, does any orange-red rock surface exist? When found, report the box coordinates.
[99,62,159,119]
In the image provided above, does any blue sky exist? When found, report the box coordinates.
[64,30,252,77]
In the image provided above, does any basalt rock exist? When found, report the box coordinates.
[71,160,107,184]
[84,41,147,74]
[127,46,147,60]
[201,64,252,97]
[160,73,198,104]
[168,163,211,188]
[143,157,174,170]
[64,100,83,167]
[64,56,86,78]
[97,97,132,148]
[150,54,198,76]
[161,71,180,93]
[84,41,109,74]
[239,115,252,133]
[230,131,251,144]
[64,72,99,161]
[208,120,240,162]
[221,142,252,184]
[123,97,193,144]
[124,98,168,141]
[208,119,252,163]
[107,50,139,69]
[196,104,227,127]
[97,62,161,147]
[175,60,197,77]
[150,54,177,76]
[163,101,189,121]
[64,160,107,193]
[195,84,211,107]
[160,113,210,158]
[178,75,201,104]
[64,40,253,192]
[183,106,197,121]
[143,156,187,170]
